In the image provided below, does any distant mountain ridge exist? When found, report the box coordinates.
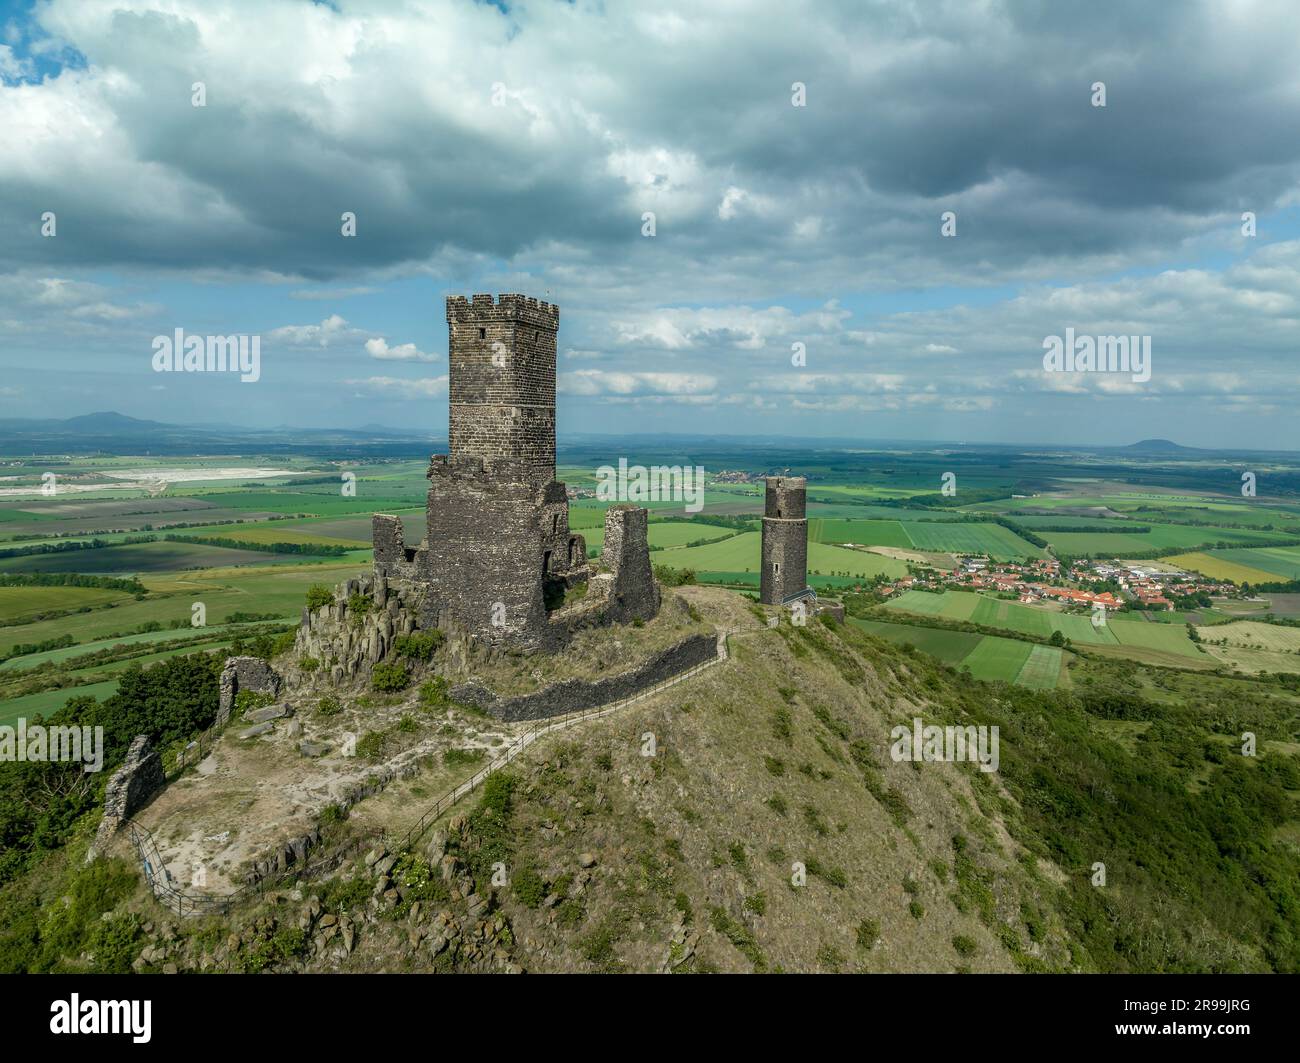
[0,410,440,459]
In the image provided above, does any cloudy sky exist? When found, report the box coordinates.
[2,0,1299,448]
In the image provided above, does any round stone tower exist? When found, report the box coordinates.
[760,476,808,605]
[445,293,559,483]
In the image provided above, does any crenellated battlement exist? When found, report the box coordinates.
[446,293,559,330]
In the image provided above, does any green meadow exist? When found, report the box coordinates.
[850,617,1065,689]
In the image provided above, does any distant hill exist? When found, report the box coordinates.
[1124,438,1200,454]
[0,411,440,458]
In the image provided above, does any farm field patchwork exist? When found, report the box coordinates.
[657,531,907,579]
[0,539,347,576]
[1165,551,1284,585]
[883,589,1200,655]
[1200,546,1300,582]
[0,561,363,657]
[1035,523,1287,557]
[850,618,1064,688]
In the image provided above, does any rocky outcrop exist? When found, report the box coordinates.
[294,574,423,685]
[88,735,165,859]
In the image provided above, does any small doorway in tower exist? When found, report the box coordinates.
[542,549,552,574]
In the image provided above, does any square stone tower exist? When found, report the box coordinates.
[760,476,809,605]
[447,293,558,483]
[362,293,658,655]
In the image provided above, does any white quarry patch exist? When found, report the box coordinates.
[99,467,293,483]
[0,467,293,497]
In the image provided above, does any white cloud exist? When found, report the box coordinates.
[365,337,436,362]
[268,314,352,347]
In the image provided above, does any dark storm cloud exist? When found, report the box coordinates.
[3,0,1300,290]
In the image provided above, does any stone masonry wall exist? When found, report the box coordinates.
[451,632,717,721]
[218,656,283,726]
[599,504,661,624]
[89,734,164,858]
[422,456,555,650]
[446,293,559,482]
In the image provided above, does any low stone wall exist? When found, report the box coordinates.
[451,632,717,722]
[88,735,165,859]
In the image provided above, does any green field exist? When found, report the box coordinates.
[0,585,130,622]
[808,518,913,548]
[960,636,1035,682]
[1106,618,1202,657]
[0,680,120,727]
[850,617,1064,688]
[1200,546,1300,582]
[657,531,907,580]
[1017,644,1065,689]
[0,540,362,576]
[1195,621,1300,654]
[166,523,368,548]
[900,521,1045,560]
[1038,523,1286,557]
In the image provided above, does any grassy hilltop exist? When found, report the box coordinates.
[2,586,1297,974]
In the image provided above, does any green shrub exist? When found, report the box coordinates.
[371,661,409,692]
[419,677,451,709]
[443,747,484,768]
[953,934,978,956]
[234,689,273,717]
[856,918,880,950]
[395,631,444,661]
[306,585,334,611]
[513,866,546,908]
[347,593,373,625]
[317,695,342,717]
[356,731,385,759]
